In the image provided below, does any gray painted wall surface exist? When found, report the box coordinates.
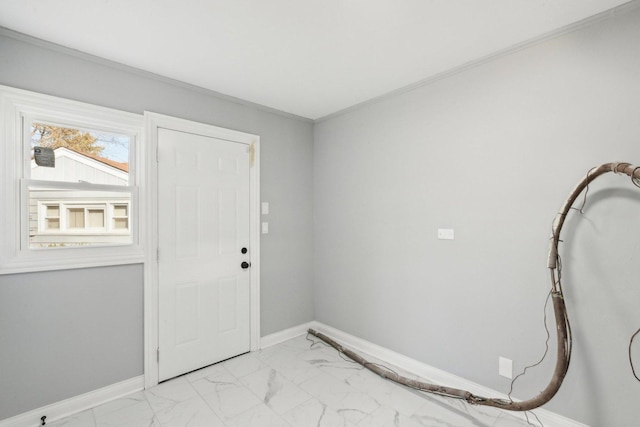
[0,265,143,419]
[0,32,314,420]
[314,8,640,427]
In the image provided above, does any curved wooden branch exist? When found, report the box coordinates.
[309,162,640,411]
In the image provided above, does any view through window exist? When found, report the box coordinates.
[29,122,133,249]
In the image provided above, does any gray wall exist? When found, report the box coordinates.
[0,30,314,420]
[0,266,143,418]
[314,6,640,427]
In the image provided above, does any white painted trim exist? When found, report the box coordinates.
[143,113,160,389]
[143,112,261,389]
[308,322,588,427]
[260,322,315,349]
[249,138,262,352]
[0,376,143,427]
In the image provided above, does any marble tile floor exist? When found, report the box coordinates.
[49,335,539,427]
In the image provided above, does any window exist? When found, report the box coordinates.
[113,204,129,230]
[35,200,130,240]
[44,205,60,230]
[0,85,144,274]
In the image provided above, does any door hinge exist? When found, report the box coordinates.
[157,248,159,262]
[157,348,160,363]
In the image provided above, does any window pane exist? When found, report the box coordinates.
[88,209,105,228]
[30,122,130,186]
[67,208,85,228]
[46,205,59,217]
[113,205,128,217]
[113,218,128,230]
[29,186,132,249]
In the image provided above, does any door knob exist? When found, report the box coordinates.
[241,261,251,269]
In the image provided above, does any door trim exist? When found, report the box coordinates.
[143,112,260,389]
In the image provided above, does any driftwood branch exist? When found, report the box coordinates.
[309,162,640,411]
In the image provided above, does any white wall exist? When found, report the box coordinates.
[314,6,640,426]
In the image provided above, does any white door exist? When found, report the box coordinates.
[157,128,251,381]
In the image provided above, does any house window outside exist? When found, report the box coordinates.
[44,205,60,230]
[87,208,105,228]
[43,204,108,231]
[68,208,86,228]
[113,204,129,230]
[32,196,133,248]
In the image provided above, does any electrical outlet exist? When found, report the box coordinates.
[499,356,513,379]
[437,228,454,240]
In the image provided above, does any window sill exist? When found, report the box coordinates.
[0,246,145,275]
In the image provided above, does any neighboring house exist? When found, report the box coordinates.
[29,147,131,248]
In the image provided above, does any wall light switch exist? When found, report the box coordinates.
[262,222,269,234]
[437,228,454,240]
[261,202,269,215]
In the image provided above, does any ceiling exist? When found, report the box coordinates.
[0,0,631,120]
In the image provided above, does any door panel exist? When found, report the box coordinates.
[158,128,250,381]
[218,277,238,332]
[175,281,200,345]
[175,185,200,259]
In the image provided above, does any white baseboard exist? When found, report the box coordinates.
[0,375,144,427]
[260,321,315,349]
[2,324,587,427]
[307,322,589,427]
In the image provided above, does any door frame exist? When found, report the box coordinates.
[143,112,261,388]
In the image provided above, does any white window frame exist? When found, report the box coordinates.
[0,85,145,274]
